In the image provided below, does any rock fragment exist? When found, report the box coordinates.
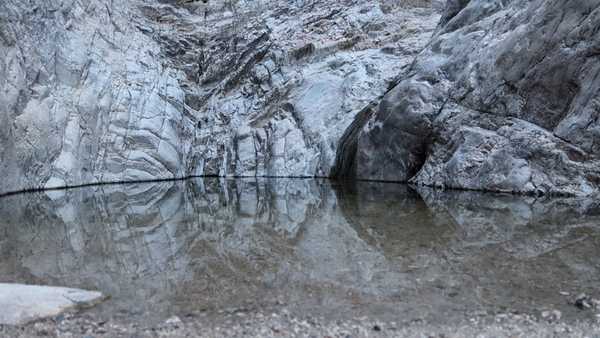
[0,283,104,325]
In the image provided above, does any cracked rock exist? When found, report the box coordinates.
[338,0,600,196]
[0,0,439,194]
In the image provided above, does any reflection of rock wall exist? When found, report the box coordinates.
[417,187,600,257]
[0,178,398,320]
[1,179,600,322]
[335,181,600,321]
[0,0,439,195]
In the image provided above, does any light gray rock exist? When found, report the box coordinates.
[0,283,104,325]
[4,0,600,196]
[340,0,600,196]
[0,0,439,194]
[415,103,600,196]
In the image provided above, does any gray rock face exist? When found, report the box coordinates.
[342,0,600,196]
[0,0,439,194]
[5,0,598,196]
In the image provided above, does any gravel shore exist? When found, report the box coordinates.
[2,309,599,338]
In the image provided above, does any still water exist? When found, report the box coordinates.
[0,178,599,324]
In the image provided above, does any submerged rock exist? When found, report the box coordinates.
[0,283,104,325]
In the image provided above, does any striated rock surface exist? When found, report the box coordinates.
[4,0,599,196]
[341,0,600,196]
[0,0,439,194]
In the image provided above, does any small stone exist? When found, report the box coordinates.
[553,310,562,321]
[575,294,593,310]
[542,310,562,322]
[373,325,381,332]
[165,316,182,325]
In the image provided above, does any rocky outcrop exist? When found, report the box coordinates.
[5,0,598,196]
[340,0,600,196]
[0,0,439,195]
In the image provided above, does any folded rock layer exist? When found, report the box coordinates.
[0,0,439,194]
[3,0,599,196]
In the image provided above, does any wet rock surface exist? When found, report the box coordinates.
[342,0,600,196]
[1,178,600,335]
[0,0,438,195]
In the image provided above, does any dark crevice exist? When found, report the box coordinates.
[438,0,471,26]
[329,101,377,179]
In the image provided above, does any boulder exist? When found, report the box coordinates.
[341,0,600,196]
[0,284,104,325]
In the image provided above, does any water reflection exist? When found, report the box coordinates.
[0,178,599,324]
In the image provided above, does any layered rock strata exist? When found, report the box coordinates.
[0,0,439,194]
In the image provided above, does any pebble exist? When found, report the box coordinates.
[4,310,600,337]
[541,310,562,321]
[165,316,183,325]
[574,294,599,310]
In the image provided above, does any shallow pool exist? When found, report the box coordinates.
[1,178,599,325]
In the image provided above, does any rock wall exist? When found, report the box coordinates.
[0,0,439,194]
[4,0,598,196]
[341,0,600,196]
